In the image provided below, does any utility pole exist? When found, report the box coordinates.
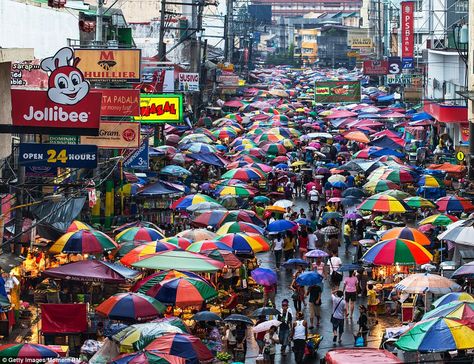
[95,0,104,43]
[158,0,167,60]
[377,0,383,58]
[191,0,204,117]
[224,0,234,62]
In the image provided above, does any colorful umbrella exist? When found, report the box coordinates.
[170,194,218,211]
[120,241,180,266]
[362,238,432,265]
[131,270,206,296]
[132,251,224,272]
[452,262,474,279]
[305,249,329,258]
[395,317,474,352]
[358,195,409,213]
[395,273,461,294]
[216,222,264,235]
[403,196,436,209]
[180,142,217,154]
[363,180,400,193]
[380,227,431,246]
[217,233,270,253]
[432,292,474,308]
[418,214,458,226]
[417,174,445,188]
[251,267,277,286]
[423,301,474,320]
[111,350,185,364]
[176,229,217,241]
[262,143,287,155]
[186,240,233,253]
[436,196,474,212]
[116,227,165,243]
[380,169,415,184]
[66,220,91,232]
[150,277,217,307]
[160,165,191,176]
[217,185,255,197]
[0,344,59,360]
[266,219,298,232]
[192,211,229,228]
[50,229,117,254]
[295,271,323,286]
[96,292,165,322]
[145,333,214,363]
[218,210,265,227]
[221,168,266,181]
[159,237,192,250]
[200,249,242,269]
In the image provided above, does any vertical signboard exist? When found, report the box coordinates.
[401,1,415,69]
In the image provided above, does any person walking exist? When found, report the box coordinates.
[331,289,347,344]
[298,230,308,259]
[308,186,320,214]
[306,283,322,329]
[291,266,306,312]
[262,325,279,364]
[283,231,296,264]
[343,270,358,319]
[328,252,343,288]
[291,311,307,364]
[272,233,284,271]
[343,221,352,253]
[277,299,292,356]
[357,305,369,346]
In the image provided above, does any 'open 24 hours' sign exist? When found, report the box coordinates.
[19,143,98,168]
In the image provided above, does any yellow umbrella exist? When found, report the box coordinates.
[265,205,286,213]
[291,161,307,167]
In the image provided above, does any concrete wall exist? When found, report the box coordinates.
[0,63,12,161]
[0,0,80,59]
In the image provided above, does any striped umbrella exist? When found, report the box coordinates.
[432,292,474,308]
[191,211,229,228]
[217,233,270,253]
[145,333,214,363]
[176,229,217,242]
[96,292,165,322]
[150,277,218,307]
[159,237,192,250]
[381,227,431,246]
[261,143,287,155]
[363,180,400,193]
[132,251,224,272]
[216,222,265,235]
[111,350,185,364]
[66,220,91,232]
[186,240,233,253]
[362,238,432,265]
[218,209,265,227]
[221,167,266,181]
[0,344,59,360]
[131,270,207,297]
[50,229,117,254]
[404,196,436,209]
[423,300,474,320]
[358,195,410,213]
[436,196,474,213]
[418,214,459,226]
[417,174,445,188]
[120,241,180,266]
[381,169,415,183]
[116,227,165,243]
[216,185,256,197]
[170,194,219,211]
[200,249,242,269]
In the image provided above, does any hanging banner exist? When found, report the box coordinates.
[363,60,388,75]
[401,1,415,69]
[314,81,361,103]
[11,60,48,89]
[134,94,183,124]
[178,73,200,92]
[19,143,98,168]
[461,124,469,142]
[95,89,140,116]
[74,49,141,82]
[81,121,140,149]
[124,140,149,169]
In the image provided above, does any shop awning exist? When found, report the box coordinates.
[424,101,467,123]
[138,181,184,196]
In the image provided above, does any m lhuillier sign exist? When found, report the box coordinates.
[2,47,101,136]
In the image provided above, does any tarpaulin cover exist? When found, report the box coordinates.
[188,153,228,167]
[368,148,405,158]
[139,181,183,196]
[426,163,467,174]
[370,136,405,149]
[43,260,139,283]
[31,197,86,232]
[41,303,88,334]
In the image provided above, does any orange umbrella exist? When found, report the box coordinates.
[343,130,370,143]
[381,227,431,246]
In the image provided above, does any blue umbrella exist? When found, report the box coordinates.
[251,268,277,286]
[266,219,297,232]
[160,165,191,176]
[295,271,323,286]
[283,259,309,269]
[274,163,289,169]
[295,218,312,226]
[330,181,347,189]
[342,187,365,198]
[337,263,361,272]
[321,212,343,223]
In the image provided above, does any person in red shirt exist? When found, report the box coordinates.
[298,230,309,259]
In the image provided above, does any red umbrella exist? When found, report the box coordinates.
[224,100,244,108]
[145,333,214,362]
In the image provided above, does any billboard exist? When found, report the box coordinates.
[363,60,388,75]
[248,5,272,24]
[314,81,361,103]
[74,49,141,82]
[401,2,415,68]
[95,89,140,116]
[81,121,140,149]
[351,38,373,49]
[11,60,48,89]
[19,143,98,168]
[124,140,149,169]
[139,66,175,93]
[178,73,199,92]
[133,94,183,124]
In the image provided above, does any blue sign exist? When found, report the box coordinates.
[19,143,98,168]
[124,140,149,169]
[402,57,414,69]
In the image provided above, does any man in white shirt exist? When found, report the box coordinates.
[308,186,319,214]
[307,230,317,251]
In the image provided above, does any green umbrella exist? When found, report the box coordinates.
[131,251,223,272]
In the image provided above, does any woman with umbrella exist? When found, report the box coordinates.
[291,266,306,312]
[263,325,279,364]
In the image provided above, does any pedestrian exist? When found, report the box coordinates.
[331,289,347,344]
[357,268,368,297]
[291,266,306,312]
[262,325,279,364]
[298,230,308,259]
[307,228,317,251]
[367,284,379,323]
[306,283,322,329]
[308,186,320,214]
[312,256,326,282]
[234,322,248,361]
[283,231,296,263]
[254,316,266,354]
[357,305,369,346]
[327,234,339,255]
[343,270,358,319]
[328,252,343,288]
[272,233,284,271]
[344,221,352,253]
[291,311,307,364]
[223,324,237,358]
[277,299,292,356]
[263,283,277,308]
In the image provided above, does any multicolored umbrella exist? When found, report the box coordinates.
[115,241,150,258]
[432,292,474,308]
[436,195,474,212]
[186,240,233,253]
[0,344,59,360]
[362,238,432,265]
[221,167,266,181]
[423,300,474,320]
[218,210,265,227]
[380,227,431,246]
[132,251,224,272]
[192,211,229,228]
[96,292,165,322]
[216,222,265,235]
[50,229,117,254]
[116,227,165,243]
[216,185,255,197]
[403,196,436,209]
[180,142,217,154]
[120,241,180,266]
[170,194,219,211]
[358,195,409,213]
[363,180,400,193]
[111,350,185,364]
[66,220,91,232]
[145,333,214,363]
[381,169,415,183]
[150,277,218,307]
[395,273,461,294]
[200,249,242,269]
[176,229,217,242]
[262,143,287,155]
[131,270,206,296]
[160,237,192,250]
[418,214,458,226]
[395,317,474,352]
[251,267,277,286]
[417,174,445,188]
[217,233,270,253]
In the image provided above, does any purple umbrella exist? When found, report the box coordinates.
[251,268,277,286]
[344,212,362,220]
[305,249,329,258]
[315,167,329,174]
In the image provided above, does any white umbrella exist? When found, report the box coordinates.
[274,199,294,209]
[437,219,474,246]
[307,132,333,139]
[187,202,227,213]
[395,273,461,295]
[252,320,281,333]
[328,174,346,184]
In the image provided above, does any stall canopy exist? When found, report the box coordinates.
[426,163,467,174]
[138,181,184,196]
[42,260,139,283]
[41,303,88,334]
[188,153,228,167]
[370,135,405,149]
[31,197,86,232]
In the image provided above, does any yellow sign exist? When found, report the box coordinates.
[133,94,183,124]
[351,38,373,49]
[81,122,140,149]
[347,51,359,57]
[74,49,141,82]
[457,151,465,161]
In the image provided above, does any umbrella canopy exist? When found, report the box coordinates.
[66,220,91,232]
[282,258,309,269]
[186,202,225,213]
[216,222,264,235]
[321,226,340,235]
[251,307,281,317]
[192,211,229,228]
[273,199,294,209]
[96,292,165,322]
[221,168,265,181]
[432,292,474,308]
[395,273,461,294]
[362,239,432,265]
[403,196,436,209]
[160,237,192,250]
[358,195,409,213]
[121,241,181,266]
[170,194,218,211]
[111,350,185,364]
[253,320,281,333]
[217,233,270,253]
[224,314,254,325]
[0,344,59,360]
[200,249,242,268]
[395,317,474,352]
[176,229,217,241]
[218,210,265,227]
[305,249,329,258]
[145,333,214,363]
[186,240,233,253]
[266,220,297,232]
[50,229,117,254]
[423,300,474,320]
[216,185,255,197]
[131,270,206,296]
[418,214,458,226]
[132,251,224,272]
[192,311,222,321]
[343,130,370,143]
[417,174,445,188]
[452,261,474,279]
[150,277,218,308]
[436,196,474,213]
[380,169,414,184]
[116,227,165,243]
[160,165,191,176]
[251,268,277,286]
[363,180,400,193]
[380,227,431,246]
[295,271,323,286]
[342,187,365,198]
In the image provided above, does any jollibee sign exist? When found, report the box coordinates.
[3,47,101,136]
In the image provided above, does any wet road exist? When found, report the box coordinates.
[244,197,400,363]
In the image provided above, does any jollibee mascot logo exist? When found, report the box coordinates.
[40,47,90,105]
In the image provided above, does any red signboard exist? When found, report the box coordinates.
[9,89,101,135]
[401,2,415,59]
[363,60,388,75]
[95,89,140,116]
[11,60,48,89]
[41,304,88,334]
[461,124,469,142]
[423,101,467,123]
